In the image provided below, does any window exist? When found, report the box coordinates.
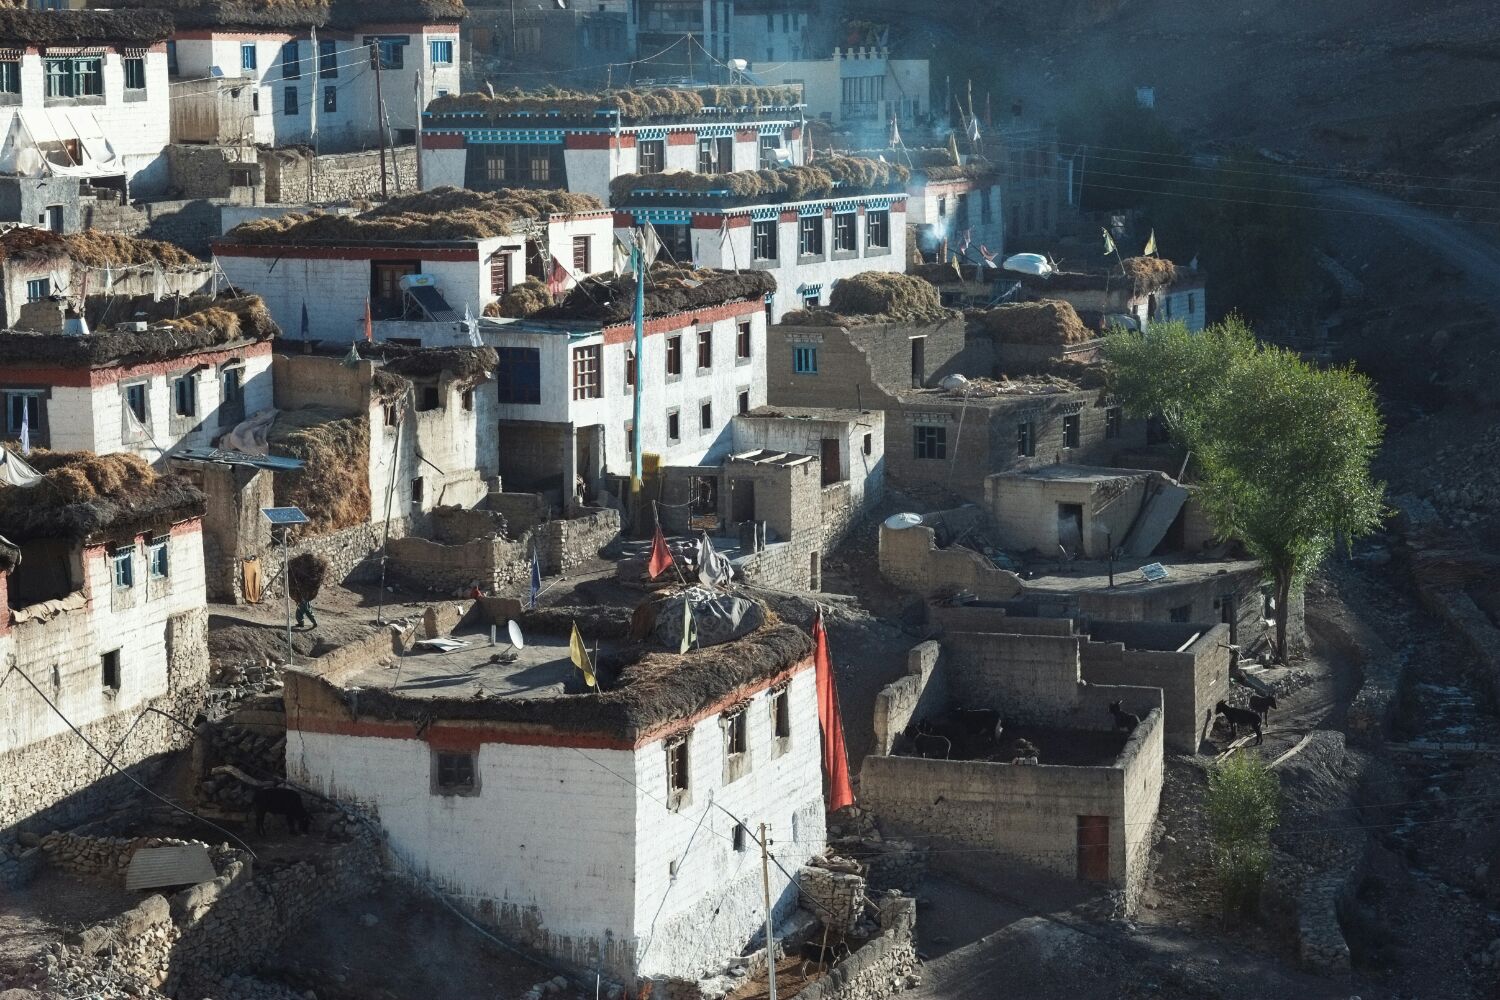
[665,735,689,799]
[252,90,259,113]
[429,39,454,65]
[937,196,947,218]
[367,37,406,70]
[1169,605,1192,623]
[863,432,872,456]
[489,254,510,296]
[222,366,243,407]
[697,329,712,369]
[44,57,102,98]
[981,188,993,223]
[1187,293,1197,315]
[417,385,440,411]
[733,823,748,852]
[738,390,750,415]
[724,708,747,757]
[638,139,665,174]
[803,290,819,309]
[0,60,18,95]
[281,41,300,79]
[793,345,817,374]
[322,86,336,113]
[752,220,778,261]
[148,536,169,579]
[624,348,636,390]
[571,345,602,400]
[798,215,823,256]
[433,750,477,794]
[866,209,890,249]
[572,235,591,273]
[411,476,425,504]
[382,403,398,427]
[283,86,298,116]
[667,410,680,441]
[497,347,541,404]
[759,134,781,168]
[123,56,146,91]
[772,685,790,739]
[101,650,120,692]
[666,335,682,376]
[470,145,566,190]
[1105,406,1122,439]
[700,400,712,431]
[166,40,177,75]
[697,135,732,173]
[833,211,856,253]
[1017,419,1036,457]
[914,425,946,459]
[1063,413,1080,449]
[124,383,147,423]
[112,547,133,589]
[172,374,196,417]
[4,391,39,435]
[25,278,49,302]
[736,320,751,359]
[461,389,474,412]
[319,39,336,77]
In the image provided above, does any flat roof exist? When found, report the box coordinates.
[993,464,1153,484]
[741,406,871,422]
[1020,555,1261,595]
[343,628,580,701]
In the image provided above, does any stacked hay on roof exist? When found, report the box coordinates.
[608,155,907,205]
[361,343,498,392]
[87,0,464,31]
[428,85,799,119]
[534,266,775,325]
[0,294,278,368]
[490,277,553,318]
[63,231,203,270]
[967,300,1091,345]
[0,226,69,263]
[780,272,953,327]
[226,187,603,244]
[1121,255,1178,290]
[267,407,370,535]
[0,7,172,43]
[0,449,204,542]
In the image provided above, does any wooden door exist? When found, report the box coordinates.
[1077,815,1110,881]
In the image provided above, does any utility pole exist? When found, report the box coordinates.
[759,822,778,1000]
[372,42,389,197]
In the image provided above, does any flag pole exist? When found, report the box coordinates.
[630,240,645,526]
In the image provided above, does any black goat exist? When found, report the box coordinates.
[1108,701,1140,733]
[900,722,953,759]
[253,786,311,835]
[1215,700,1264,746]
[943,708,1003,757]
[1249,694,1277,722]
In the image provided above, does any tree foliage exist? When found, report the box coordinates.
[1205,753,1280,919]
[1104,319,1386,660]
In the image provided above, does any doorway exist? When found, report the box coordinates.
[820,437,840,486]
[910,336,926,388]
[730,478,755,524]
[1057,503,1084,556]
[1076,815,1110,881]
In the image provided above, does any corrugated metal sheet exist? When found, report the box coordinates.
[125,844,217,891]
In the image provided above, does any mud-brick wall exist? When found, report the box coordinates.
[261,146,418,203]
[258,520,412,604]
[538,507,622,574]
[877,523,1024,602]
[871,641,950,757]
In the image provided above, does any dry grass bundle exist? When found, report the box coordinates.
[287,552,329,604]
[494,277,553,318]
[0,7,172,43]
[367,344,498,389]
[922,159,998,182]
[428,85,799,120]
[227,187,603,245]
[829,272,945,319]
[0,294,277,367]
[0,449,204,542]
[63,231,203,269]
[1121,255,1178,289]
[267,407,371,535]
[0,226,68,262]
[89,0,462,31]
[967,299,1091,345]
[610,166,835,203]
[816,153,910,189]
[535,266,776,325]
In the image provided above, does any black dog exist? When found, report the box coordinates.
[252,786,311,835]
[1215,701,1263,745]
[1248,694,1277,722]
[1108,701,1140,732]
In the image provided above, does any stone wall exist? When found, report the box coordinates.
[38,832,206,883]
[1080,622,1230,754]
[870,641,949,757]
[257,521,404,604]
[538,507,622,574]
[1297,870,1354,974]
[260,146,418,204]
[797,865,865,934]
[878,522,1024,601]
[387,533,530,596]
[166,144,262,201]
[490,492,550,536]
[793,923,919,1000]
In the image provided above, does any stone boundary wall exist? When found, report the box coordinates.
[878,522,1024,601]
[794,924,918,1000]
[871,641,949,757]
[739,540,815,591]
[256,519,413,604]
[1297,867,1357,974]
[261,146,418,204]
[388,507,619,596]
[538,507,622,574]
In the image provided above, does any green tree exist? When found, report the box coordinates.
[1205,753,1280,919]
[1104,319,1385,661]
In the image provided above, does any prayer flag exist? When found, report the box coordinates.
[647,523,673,580]
[528,545,541,609]
[814,608,854,811]
[1102,228,1117,256]
[569,621,596,688]
[1144,229,1158,257]
[363,298,373,342]
[679,598,696,654]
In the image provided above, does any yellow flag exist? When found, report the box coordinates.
[1143,229,1158,257]
[570,621,596,688]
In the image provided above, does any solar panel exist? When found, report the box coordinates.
[1139,562,1169,582]
[405,283,460,322]
[260,506,310,526]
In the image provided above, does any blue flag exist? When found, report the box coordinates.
[529,546,541,610]
[300,302,310,340]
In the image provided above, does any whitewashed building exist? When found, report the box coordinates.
[0,296,276,465]
[419,86,805,204]
[0,462,210,833]
[484,269,774,503]
[768,48,929,133]
[899,156,1004,263]
[283,614,825,983]
[0,8,175,222]
[212,187,613,341]
[149,0,463,152]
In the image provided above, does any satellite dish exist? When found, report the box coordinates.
[507,620,525,650]
[883,512,923,531]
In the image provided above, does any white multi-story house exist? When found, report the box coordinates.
[731,0,818,64]
[611,157,909,322]
[484,269,775,503]
[211,187,613,340]
[419,86,805,204]
[0,8,174,223]
[150,0,463,151]
[0,460,210,833]
[626,0,734,74]
[768,48,928,132]
[0,295,276,465]
[283,611,825,983]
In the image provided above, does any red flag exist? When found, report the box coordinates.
[647,523,673,580]
[813,609,854,811]
[547,256,568,298]
[363,298,373,342]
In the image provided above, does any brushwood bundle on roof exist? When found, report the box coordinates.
[0,294,277,368]
[532,266,776,326]
[428,85,801,120]
[490,277,553,318]
[780,272,956,327]
[86,0,464,30]
[267,406,370,535]
[966,299,1092,345]
[225,187,602,245]
[609,155,908,206]
[848,148,994,183]
[0,7,172,43]
[0,450,205,543]
[359,342,498,389]
[0,227,204,269]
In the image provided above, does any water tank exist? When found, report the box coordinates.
[883,512,923,531]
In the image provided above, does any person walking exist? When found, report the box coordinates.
[288,552,329,630]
